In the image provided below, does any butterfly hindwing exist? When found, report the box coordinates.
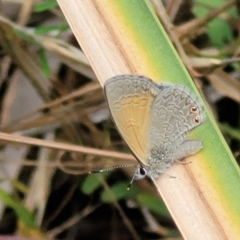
[148,84,204,162]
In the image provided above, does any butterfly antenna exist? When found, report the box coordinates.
[127,173,136,191]
[89,164,135,174]
[127,165,142,190]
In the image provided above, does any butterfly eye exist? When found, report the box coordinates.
[190,105,198,113]
[193,116,200,124]
[139,166,147,176]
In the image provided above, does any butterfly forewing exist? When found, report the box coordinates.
[104,75,159,165]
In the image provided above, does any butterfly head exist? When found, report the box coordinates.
[127,165,148,190]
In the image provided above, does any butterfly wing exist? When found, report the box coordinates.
[148,85,204,162]
[104,75,160,165]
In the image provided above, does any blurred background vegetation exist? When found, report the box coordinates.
[0,0,239,239]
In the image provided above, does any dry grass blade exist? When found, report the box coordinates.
[0,132,134,161]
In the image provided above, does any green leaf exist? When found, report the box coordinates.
[101,182,138,203]
[137,192,170,218]
[33,0,58,12]
[0,188,37,229]
[38,48,50,77]
[221,123,240,141]
[34,25,69,35]
[207,18,232,48]
[13,29,37,45]
[193,0,235,48]
[81,172,111,195]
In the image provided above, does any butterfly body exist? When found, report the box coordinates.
[104,75,205,180]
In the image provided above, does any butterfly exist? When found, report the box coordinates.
[104,75,205,185]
